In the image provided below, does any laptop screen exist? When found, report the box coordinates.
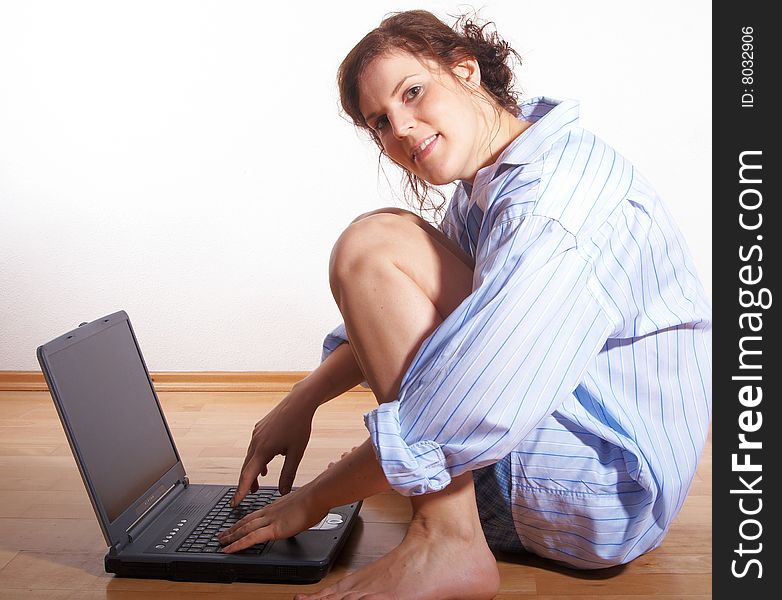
[46,320,178,522]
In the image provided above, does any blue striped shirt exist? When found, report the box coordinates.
[323,97,711,566]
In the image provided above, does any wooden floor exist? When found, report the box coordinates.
[0,389,712,599]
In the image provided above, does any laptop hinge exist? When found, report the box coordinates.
[114,477,189,551]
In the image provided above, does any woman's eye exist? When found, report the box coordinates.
[375,116,388,131]
[405,85,422,100]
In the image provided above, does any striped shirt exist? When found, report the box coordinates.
[323,97,711,566]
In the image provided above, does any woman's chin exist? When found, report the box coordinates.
[417,168,457,187]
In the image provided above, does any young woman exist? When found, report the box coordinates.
[218,10,712,600]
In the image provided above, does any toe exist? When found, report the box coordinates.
[294,587,336,600]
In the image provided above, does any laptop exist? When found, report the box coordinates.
[36,310,362,584]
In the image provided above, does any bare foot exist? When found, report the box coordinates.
[294,514,500,600]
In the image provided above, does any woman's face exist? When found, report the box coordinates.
[358,51,492,185]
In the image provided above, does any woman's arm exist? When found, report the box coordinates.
[231,341,364,504]
[293,341,364,406]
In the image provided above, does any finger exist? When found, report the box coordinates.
[294,592,331,600]
[278,446,305,495]
[221,501,278,541]
[222,525,274,553]
[219,507,268,541]
[294,586,337,600]
[236,438,263,482]
[237,452,261,497]
[239,443,254,472]
[314,591,361,600]
[233,455,270,507]
[218,514,268,546]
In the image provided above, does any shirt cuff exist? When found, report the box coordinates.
[364,400,451,496]
[321,323,370,388]
[321,323,348,363]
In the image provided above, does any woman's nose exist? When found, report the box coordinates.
[389,110,414,139]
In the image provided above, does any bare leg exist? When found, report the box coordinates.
[297,472,499,600]
[303,210,499,600]
[328,211,473,403]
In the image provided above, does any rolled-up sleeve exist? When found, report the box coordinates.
[321,322,349,363]
[364,213,615,496]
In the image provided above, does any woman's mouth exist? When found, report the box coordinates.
[411,134,439,163]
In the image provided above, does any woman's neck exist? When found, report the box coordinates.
[467,106,532,184]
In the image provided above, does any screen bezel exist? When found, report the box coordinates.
[37,311,186,548]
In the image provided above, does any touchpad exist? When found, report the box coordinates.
[308,513,345,530]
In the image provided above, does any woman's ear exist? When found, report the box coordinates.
[451,57,481,88]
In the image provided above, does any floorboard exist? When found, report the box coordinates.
[0,390,712,598]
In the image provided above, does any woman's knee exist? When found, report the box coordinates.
[329,212,410,288]
[354,207,474,272]
[350,206,424,226]
[329,209,474,316]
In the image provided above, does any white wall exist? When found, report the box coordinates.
[0,0,711,371]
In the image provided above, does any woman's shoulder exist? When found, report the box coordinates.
[534,127,635,217]
[476,127,638,243]
[478,98,642,231]
[513,97,627,175]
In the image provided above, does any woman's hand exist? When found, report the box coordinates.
[222,440,390,553]
[218,485,328,553]
[231,384,320,506]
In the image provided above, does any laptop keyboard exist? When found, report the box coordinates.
[176,487,281,554]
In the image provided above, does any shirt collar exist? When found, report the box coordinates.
[460,97,580,199]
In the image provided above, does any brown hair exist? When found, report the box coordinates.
[337,9,522,219]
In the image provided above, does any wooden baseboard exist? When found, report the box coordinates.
[0,371,363,393]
